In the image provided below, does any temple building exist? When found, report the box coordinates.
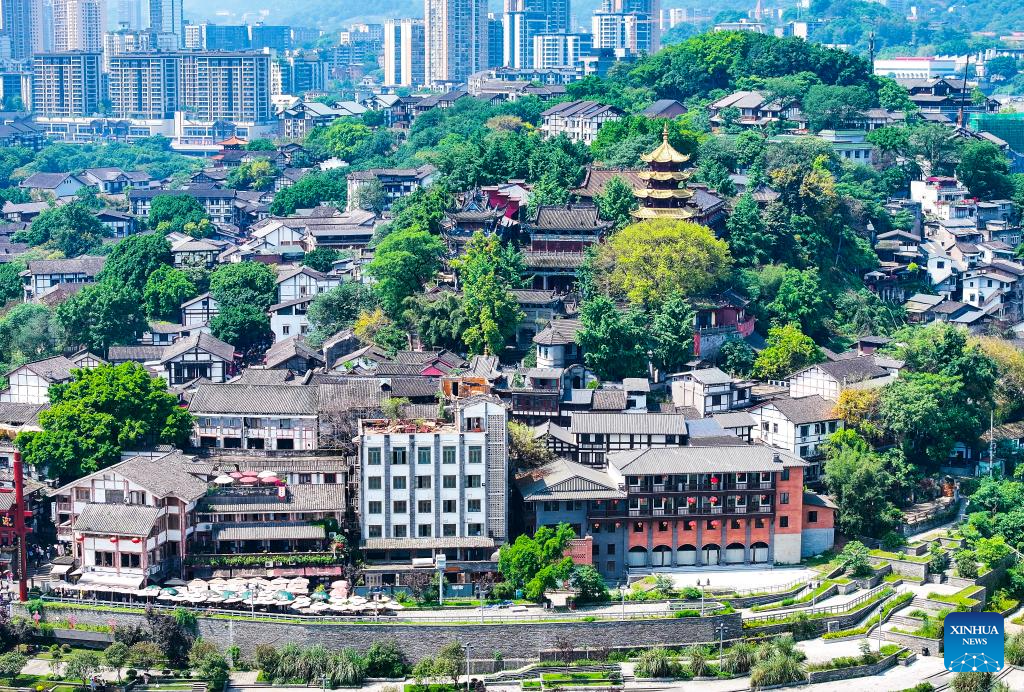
[632,127,702,222]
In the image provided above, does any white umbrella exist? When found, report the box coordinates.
[157,592,176,601]
[257,470,278,479]
[213,476,234,485]
[270,577,290,587]
[330,580,347,589]
[188,579,208,590]
[386,602,405,611]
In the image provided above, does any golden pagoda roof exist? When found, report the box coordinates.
[633,188,695,200]
[636,170,692,182]
[640,125,691,164]
[631,207,696,219]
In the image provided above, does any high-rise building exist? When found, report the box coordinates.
[149,0,182,47]
[502,0,572,69]
[278,52,326,96]
[250,24,291,51]
[107,53,179,118]
[31,0,54,53]
[104,26,176,70]
[383,18,424,87]
[178,51,271,122]
[116,0,145,30]
[532,31,590,69]
[1,0,37,60]
[183,22,199,49]
[424,0,488,86]
[486,14,502,69]
[199,23,249,51]
[32,51,101,116]
[52,0,104,52]
[592,0,660,55]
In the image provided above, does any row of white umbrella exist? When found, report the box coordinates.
[149,577,405,614]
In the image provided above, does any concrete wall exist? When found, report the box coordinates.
[806,650,901,684]
[25,605,742,661]
[883,630,942,656]
[801,527,834,558]
[884,558,929,580]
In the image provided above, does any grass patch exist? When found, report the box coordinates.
[925,586,983,608]
[883,574,903,583]
[541,673,621,682]
[821,591,913,639]
[746,588,895,629]
[868,550,930,564]
[805,645,901,672]
[750,581,838,612]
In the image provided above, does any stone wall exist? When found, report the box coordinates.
[883,630,942,656]
[23,605,742,662]
[806,650,902,684]
[884,558,929,581]
[743,593,888,638]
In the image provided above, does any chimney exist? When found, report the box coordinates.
[772,452,781,464]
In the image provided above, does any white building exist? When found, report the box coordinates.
[540,100,623,144]
[269,295,314,341]
[275,265,341,303]
[0,356,79,404]
[181,293,218,327]
[910,176,971,218]
[383,18,425,87]
[873,56,962,80]
[22,256,105,301]
[748,395,841,479]
[788,356,900,401]
[156,332,235,385]
[670,367,752,417]
[359,396,508,562]
[190,382,320,450]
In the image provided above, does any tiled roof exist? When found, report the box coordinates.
[21,172,79,189]
[214,522,325,541]
[362,537,495,550]
[200,484,345,513]
[517,458,624,502]
[569,412,687,435]
[533,319,582,346]
[385,377,441,399]
[523,250,585,269]
[16,355,76,381]
[26,256,105,276]
[74,503,160,536]
[160,333,235,364]
[711,412,756,429]
[527,204,611,231]
[591,389,627,410]
[761,395,838,425]
[609,445,805,475]
[107,345,167,362]
[232,368,294,385]
[686,368,733,385]
[812,356,889,384]
[622,378,650,392]
[190,383,319,415]
[0,402,46,426]
[264,337,324,369]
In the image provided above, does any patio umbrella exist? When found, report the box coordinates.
[165,578,187,586]
[330,579,347,589]
[310,591,329,601]
[260,475,280,484]
[229,472,244,479]
[309,602,331,613]
[185,593,207,603]
[206,594,225,603]
[241,470,259,477]
[157,592,176,601]
[213,475,234,485]
[188,579,208,590]
[239,476,259,484]
[270,577,290,586]
[257,470,278,479]
[275,590,296,601]
[386,602,405,611]
[160,587,178,595]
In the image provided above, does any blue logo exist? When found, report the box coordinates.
[944,612,1004,672]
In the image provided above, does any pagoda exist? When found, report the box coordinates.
[632,125,698,220]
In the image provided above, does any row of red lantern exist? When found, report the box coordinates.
[75,535,142,543]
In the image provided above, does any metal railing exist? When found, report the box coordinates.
[742,585,892,624]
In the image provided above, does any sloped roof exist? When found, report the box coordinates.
[26,256,105,276]
[517,458,625,502]
[759,395,837,425]
[569,412,687,435]
[14,355,77,381]
[609,445,805,475]
[214,522,325,541]
[189,384,319,415]
[200,484,345,513]
[159,333,235,364]
[74,503,160,536]
[533,319,582,346]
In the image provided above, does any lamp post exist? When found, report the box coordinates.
[464,643,472,692]
[715,623,725,663]
[698,579,704,617]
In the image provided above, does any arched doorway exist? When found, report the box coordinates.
[627,546,648,568]
[651,545,672,567]
[751,541,769,563]
[702,543,720,565]
[724,542,745,564]
[676,544,697,566]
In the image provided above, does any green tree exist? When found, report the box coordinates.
[837,540,871,577]
[878,372,979,466]
[454,232,525,355]
[128,642,162,671]
[576,295,650,381]
[570,565,609,603]
[301,248,344,273]
[751,323,824,380]
[103,642,130,682]
[823,431,905,537]
[245,138,276,151]
[209,261,278,311]
[595,218,731,307]
[99,234,172,292]
[305,120,375,161]
[210,305,273,363]
[14,363,193,482]
[594,175,639,229]
[367,229,445,316]
[148,194,210,235]
[306,282,374,346]
[957,140,1014,200]
[63,650,103,685]
[0,651,26,680]
[800,85,874,131]
[649,290,695,374]
[497,523,576,601]
[226,158,278,191]
[0,303,60,373]
[17,202,109,256]
[269,170,347,216]
[910,124,960,176]
[364,640,407,679]
[876,77,915,112]
[0,260,25,304]
[717,338,756,377]
[143,266,198,322]
[407,292,470,353]
[508,420,555,470]
[56,282,147,352]
[353,308,407,354]
[726,194,773,266]
[353,178,390,215]
[975,535,1011,567]
[765,267,828,337]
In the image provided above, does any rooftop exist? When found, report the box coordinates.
[609,445,805,475]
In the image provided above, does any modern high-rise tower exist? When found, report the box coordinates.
[502,0,572,69]
[51,0,104,52]
[592,0,660,55]
[149,0,182,47]
[0,0,37,59]
[383,18,424,87]
[424,0,488,87]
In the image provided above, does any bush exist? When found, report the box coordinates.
[950,671,1001,692]
[634,648,678,679]
[681,587,702,599]
[721,641,756,675]
[687,646,710,678]
[366,640,408,678]
[839,541,871,577]
[1006,631,1024,666]
[673,609,700,618]
[928,543,949,573]
[125,670,137,680]
[881,532,907,551]
[955,550,979,579]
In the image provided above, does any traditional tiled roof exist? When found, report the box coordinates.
[533,319,582,346]
[760,395,837,425]
[232,368,294,385]
[609,445,805,475]
[159,333,235,364]
[74,503,160,536]
[526,204,611,231]
[190,383,319,416]
[385,377,441,399]
[14,355,77,381]
[200,484,345,513]
[812,356,889,384]
[264,337,324,370]
[214,522,325,541]
[107,345,167,362]
[517,458,624,502]
[591,389,627,410]
[569,412,687,435]
[25,256,105,276]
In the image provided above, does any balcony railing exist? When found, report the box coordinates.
[595,503,773,519]
[709,506,723,514]
[629,481,774,493]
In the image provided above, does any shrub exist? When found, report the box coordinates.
[955,550,979,579]
[687,646,710,678]
[928,543,949,573]
[839,541,871,577]
[881,532,907,551]
[721,641,756,675]
[673,609,700,618]
[792,612,816,641]
[950,671,1002,692]
[1006,631,1024,666]
[634,648,678,679]
[681,587,702,599]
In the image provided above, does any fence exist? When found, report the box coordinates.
[712,575,809,598]
[38,594,707,626]
[741,585,894,625]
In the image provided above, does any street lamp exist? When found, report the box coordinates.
[464,643,472,692]
[715,623,725,663]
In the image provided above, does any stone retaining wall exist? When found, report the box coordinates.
[22,605,742,662]
[806,650,902,684]
[723,584,806,609]
[883,630,942,656]
[883,558,929,581]
[744,593,890,638]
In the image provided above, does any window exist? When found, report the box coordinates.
[607,543,615,555]
[467,523,482,536]
[684,520,694,531]
[367,448,382,465]
[392,449,407,465]
[368,501,382,514]
[828,421,837,433]
[443,475,457,488]
[633,522,643,533]
[166,513,180,530]
[325,473,337,484]
[392,476,407,490]
[120,553,140,568]
[418,448,431,465]
[799,445,809,458]
[781,469,790,481]
[367,477,382,490]
[658,521,669,532]
[808,511,818,523]
[543,501,560,512]
[780,492,790,505]
[755,518,765,528]
[393,500,407,514]
[465,475,481,488]
[779,516,789,528]
[467,499,481,512]
[468,446,482,463]
[75,488,90,501]
[417,500,431,513]
[592,543,600,558]
[442,524,457,537]
[772,423,778,433]
[761,422,769,431]
[368,525,382,538]
[443,500,457,513]
[299,473,312,484]
[442,446,456,464]
[418,524,432,537]
[416,476,431,489]
[800,425,809,437]
[393,524,408,538]
[95,551,115,567]
[730,519,740,529]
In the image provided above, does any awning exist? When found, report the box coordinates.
[214,523,325,542]
[362,537,495,551]
[52,572,145,592]
[49,563,73,577]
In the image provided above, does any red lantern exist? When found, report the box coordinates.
[687,497,696,504]
[710,496,719,504]
[75,534,84,542]
[711,476,719,484]
[110,536,118,543]
[761,495,769,503]
[131,537,141,544]
[710,521,718,529]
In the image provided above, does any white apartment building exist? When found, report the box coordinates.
[591,0,659,56]
[532,33,589,70]
[383,18,425,87]
[910,176,971,218]
[190,383,320,451]
[359,396,508,561]
[748,395,841,479]
[873,56,961,80]
[424,0,489,86]
[51,0,104,51]
[670,367,752,417]
[540,100,623,144]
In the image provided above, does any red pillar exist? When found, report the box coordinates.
[12,452,28,601]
